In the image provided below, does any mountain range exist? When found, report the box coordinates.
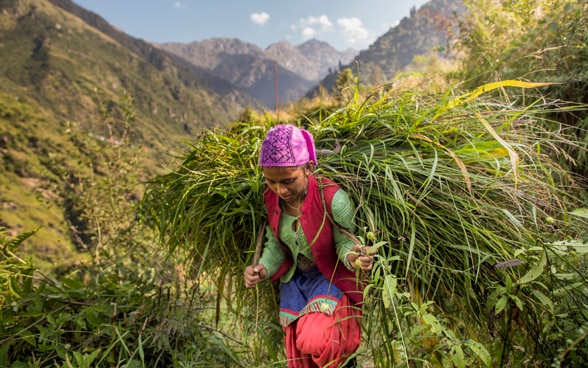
[156,38,358,108]
[0,0,464,268]
[154,0,465,108]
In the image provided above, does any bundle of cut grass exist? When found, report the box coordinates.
[141,81,587,365]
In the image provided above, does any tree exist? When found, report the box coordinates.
[333,67,356,104]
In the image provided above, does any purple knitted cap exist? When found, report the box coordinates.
[259,124,317,167]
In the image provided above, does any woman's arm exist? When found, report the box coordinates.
[331,190,358,268]
[257,225,286,278]
[244,225,285,288]
[332,189,375,271]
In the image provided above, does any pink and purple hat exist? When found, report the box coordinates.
[259,124,317,167]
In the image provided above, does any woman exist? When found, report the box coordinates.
[244,124,375,368]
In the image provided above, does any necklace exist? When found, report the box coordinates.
[284,198,303,214]
[283,198,303,232]
[283,180,308,216]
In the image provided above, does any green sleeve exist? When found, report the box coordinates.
[258,225,285,278]
[331,189,359,269]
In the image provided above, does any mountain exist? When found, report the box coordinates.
[211,53,316,109]
[310,0,467,94]
[156,38,358,108]
[1,0,465,269]
[0,0,256,269]
[156,1,465,107]
[265,39,357,82]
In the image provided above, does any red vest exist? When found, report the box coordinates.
[264,175,364,305]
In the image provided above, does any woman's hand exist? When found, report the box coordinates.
[346,245,376,271]
[244,264,268,288]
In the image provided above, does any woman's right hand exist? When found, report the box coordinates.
[244,264,268,288]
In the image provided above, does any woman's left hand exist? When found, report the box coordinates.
[347,245,376,271]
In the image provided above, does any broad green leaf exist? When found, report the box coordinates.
[421,313,442,334]
[410,324,430,338]
[528,246,545,252]
[571,245,588,255]
[21,330,36,347]
[505,274,513,293]
[570,208,588,219]
[84,307,101,326]
[382,274,397,309]
[552,282,585,297]
[553,273,578,280]
[518,251,547,285]
[46,313,56,326]
[531,289,554,314]
[509,294,524,311]
[550,239,588,254]
[495,295,508,314]
[444,328,458,341]
[451,345,466,368]
[73,351,84,366]
[466,340,491,366]
[63,278,84,290]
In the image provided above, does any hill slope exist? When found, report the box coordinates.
[311,0,466,93]
[0,0,255,269]
[156,38,358,108]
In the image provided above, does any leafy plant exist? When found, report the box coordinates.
[0,226,39,312]
[0,95,249,367]
[452,0,588,177]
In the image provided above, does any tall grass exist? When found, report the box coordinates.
[141,82,587,366]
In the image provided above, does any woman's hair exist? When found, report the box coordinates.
[259,124,317,167]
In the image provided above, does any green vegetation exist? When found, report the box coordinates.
[1,0,587,367]
[453,0,588,177]
[141,81,587,367]
[1,102,247,367]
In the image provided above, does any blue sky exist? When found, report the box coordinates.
[73,0,431,51]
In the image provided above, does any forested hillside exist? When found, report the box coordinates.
[313,0,467,94]
[0,0,254,268]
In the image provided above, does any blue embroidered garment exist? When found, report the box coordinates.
[279,266,344,327]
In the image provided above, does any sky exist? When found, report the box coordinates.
[73,0,431,51]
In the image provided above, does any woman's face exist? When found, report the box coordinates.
[262,164,313,204]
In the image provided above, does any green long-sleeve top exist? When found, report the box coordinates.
[258,189,357,283]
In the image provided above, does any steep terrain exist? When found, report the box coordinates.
[0,0,255,268]
[156,38,358,108]
[311,0,467,94]
[211,53,316,109]
[157,0,466,106]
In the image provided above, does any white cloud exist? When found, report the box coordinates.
[294,15,333,40]
[173,2,185,8]
[302,27,316,39]
[337,17,369,44]
[300,15,333,32]
[251,12,270,26]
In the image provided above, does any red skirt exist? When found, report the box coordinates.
[284,294,361,367]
